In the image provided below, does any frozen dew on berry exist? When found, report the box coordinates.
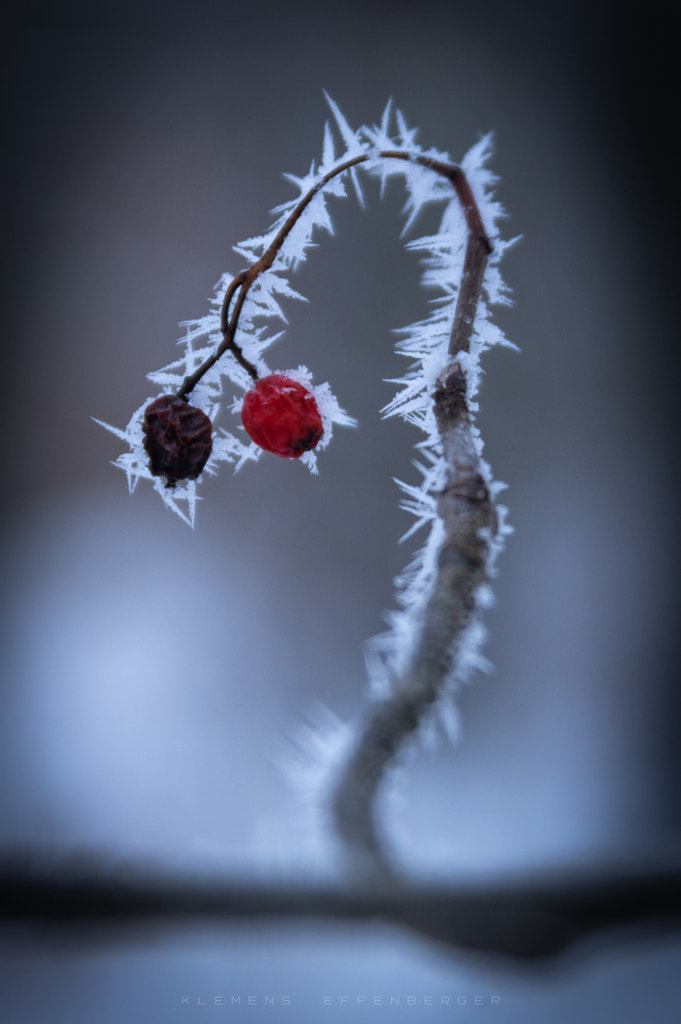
[241,374,324,459]
[142,395,213,485]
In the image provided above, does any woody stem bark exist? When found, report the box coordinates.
[331,173,493,872]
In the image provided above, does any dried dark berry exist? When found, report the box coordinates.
[143,395,213,485]
[241,374,324,458]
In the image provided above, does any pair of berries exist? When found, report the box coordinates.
[143,374,324,484]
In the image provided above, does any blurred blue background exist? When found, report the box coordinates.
[2,0,679,1020]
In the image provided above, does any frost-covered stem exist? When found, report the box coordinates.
[178,270,255,398]
[449,227,492,358]
[171,138,494,868]
[177,152,484,401]
[332,196,494,872]
[177,155,368,400]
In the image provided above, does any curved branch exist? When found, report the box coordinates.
[332,179,493,870]
[177,151,488,401]
[174,143,497,872]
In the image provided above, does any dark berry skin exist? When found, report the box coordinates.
[143,395,213,485]
[241,374,323,458]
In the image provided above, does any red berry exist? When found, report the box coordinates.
[241,374,324,458]
[143,395,213,484]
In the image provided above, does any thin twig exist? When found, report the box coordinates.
[177,152,482,401]
[177,155,370,399]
